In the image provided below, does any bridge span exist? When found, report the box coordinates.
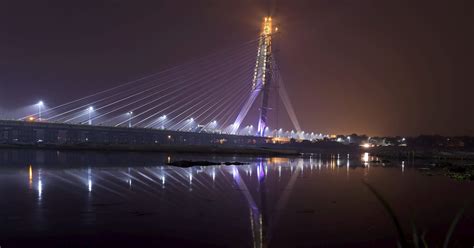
[0,120,350,155]
[0,120,306,155]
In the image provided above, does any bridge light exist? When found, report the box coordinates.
[37,101,44,121]
[127,111,133,128]
[87,107,94,125]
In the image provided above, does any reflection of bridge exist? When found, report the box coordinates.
[4,148,318,248]
[2,18,327,148]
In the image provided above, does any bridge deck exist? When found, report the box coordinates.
[0,120,301,155]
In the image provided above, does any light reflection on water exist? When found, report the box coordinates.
[0,149,473,247]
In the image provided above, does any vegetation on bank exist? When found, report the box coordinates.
[419,163,474,181]
[364,182,471,247]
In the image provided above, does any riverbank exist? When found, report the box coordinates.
[368,146,474,181]
[369,146,474,161]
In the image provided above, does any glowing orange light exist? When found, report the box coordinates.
[272,137,290,143]
[361,143,371,148]
[28,116,35,121]
[28,165,33,189]
[262,16,273,35]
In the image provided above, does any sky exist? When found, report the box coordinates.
[1,0,472,136]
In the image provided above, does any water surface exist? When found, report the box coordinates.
[0,149,472,247]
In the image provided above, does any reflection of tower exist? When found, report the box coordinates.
[254,17,273,136]
[257,161,268,247]
[232,159,303,248]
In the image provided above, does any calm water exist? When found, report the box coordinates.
[0,149,472,247]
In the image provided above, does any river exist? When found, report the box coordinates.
[0,149,472,247]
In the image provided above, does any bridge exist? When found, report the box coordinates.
[1,18,329,152]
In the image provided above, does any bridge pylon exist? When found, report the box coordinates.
[229,17,277,136]
[254,17,274,136]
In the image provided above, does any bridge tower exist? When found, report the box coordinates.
[253,17,273,136]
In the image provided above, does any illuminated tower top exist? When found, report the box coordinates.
[252,17,274,90]
[262,17,273,35]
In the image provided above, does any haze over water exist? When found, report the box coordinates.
[0,149,472,247]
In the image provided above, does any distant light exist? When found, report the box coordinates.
[162,115,167,118]
[128,111,133,115]
[88,107,94,111]
[275,27,278,32]
[38,101,44,106]
[361,143,371,148]
[28,116,35,121]
[190,118,194,122]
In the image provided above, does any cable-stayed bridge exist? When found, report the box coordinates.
[1,18,327,152]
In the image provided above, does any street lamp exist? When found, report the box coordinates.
[37,101,44,121]
[127,111,133,128]
[88,107,93,125]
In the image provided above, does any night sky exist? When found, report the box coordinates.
[1,0,472,136]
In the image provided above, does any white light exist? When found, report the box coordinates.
[162,115,167,118]
[38,180,42,198]
[363,152,369,163]
[87,107,94,125]
[38,101,44,106]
